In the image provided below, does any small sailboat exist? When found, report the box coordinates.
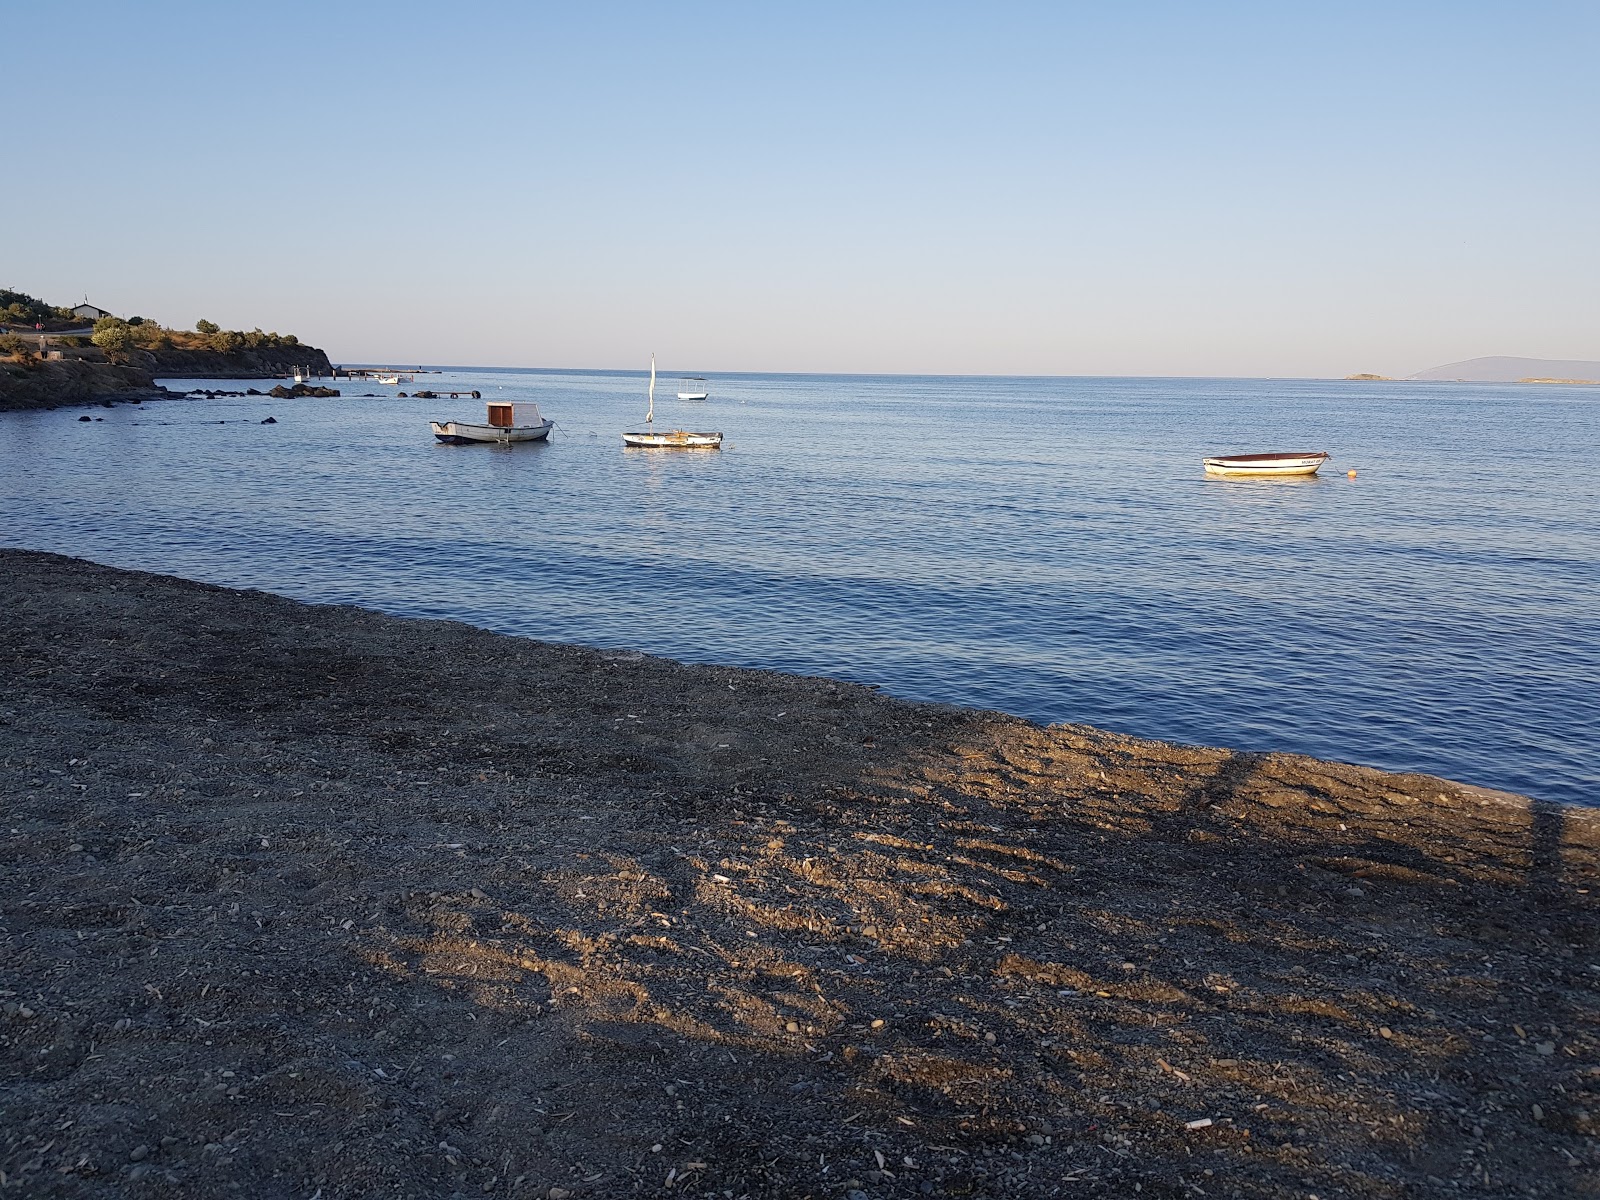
[623,356,722,449]
[1202,451,1331,477]
[676,377,709,400]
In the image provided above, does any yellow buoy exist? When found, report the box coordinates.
[1347,469,1358,478]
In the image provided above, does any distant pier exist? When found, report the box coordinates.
[332,367,437,380]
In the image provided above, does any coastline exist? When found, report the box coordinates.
[2,549,1595,1197]
[0,343,334,413]
[0,359,170,412]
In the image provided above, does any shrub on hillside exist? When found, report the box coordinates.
[0,289,68,326]
[135,326,172,350]
[91,317,133,353]
[195,319,220,335]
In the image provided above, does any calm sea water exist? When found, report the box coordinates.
[2,370,1595,805]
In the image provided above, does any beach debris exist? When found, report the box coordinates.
[1185,1117,1214,1130]
[1156,1058,1191,1081]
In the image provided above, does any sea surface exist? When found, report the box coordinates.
[2,370,1596,805]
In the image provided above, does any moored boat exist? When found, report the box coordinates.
[624,356,722,449]
[1203,451,1330,477]
[431,400,553,445]
[621,429,723,448]
[676,377,710,400]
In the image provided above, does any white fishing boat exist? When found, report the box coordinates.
[1203,451,1331,477]
[432,400,553,445]
[377,374,401,386]
[623,357,722,449]
[676,377,709,400]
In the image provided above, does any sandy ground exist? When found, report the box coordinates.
[2,549,1596,1199]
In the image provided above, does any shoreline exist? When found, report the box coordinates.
[3,549,1595,1197]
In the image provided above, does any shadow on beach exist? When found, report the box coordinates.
[1,549,1595,1198]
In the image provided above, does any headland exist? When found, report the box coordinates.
[2,549,1594,1197]
[0,289,331,412]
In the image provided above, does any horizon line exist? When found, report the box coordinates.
[326,363,1562,384]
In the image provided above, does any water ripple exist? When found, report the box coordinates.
[2,371,1595,804]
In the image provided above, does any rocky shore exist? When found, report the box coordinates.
[0,360,168,411]
[0,345,336,412]
[119,344,334,380]
[2,550,1595,1198]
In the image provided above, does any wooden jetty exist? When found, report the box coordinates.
[333,367,436,380]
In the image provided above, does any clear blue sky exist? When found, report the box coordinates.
[9,1,1597,376]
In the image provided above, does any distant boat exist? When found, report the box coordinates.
[623,356,722,449]
[676,377,709,400]
[1203,451,1330,477]
[377,374,401,386]
[432,400,553,445]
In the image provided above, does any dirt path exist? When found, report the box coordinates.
[2,549,1595,1198]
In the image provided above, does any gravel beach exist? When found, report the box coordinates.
[2,549,1595,1199]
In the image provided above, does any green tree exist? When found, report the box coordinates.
[91,316,133,353]
[207,329,244,353]
[0,289,58,326]
[195,318,220,336]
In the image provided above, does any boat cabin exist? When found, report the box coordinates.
[486,401,544,428]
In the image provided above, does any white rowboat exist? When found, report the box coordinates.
[1203,451,1330,477]
[622,430,723,449]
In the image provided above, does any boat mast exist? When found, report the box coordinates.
[647,354,655,425]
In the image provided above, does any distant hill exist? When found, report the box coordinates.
[1410,356,1600,382]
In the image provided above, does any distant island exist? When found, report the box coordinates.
[1408,355,1600,383]
[1344,373,1392,381]
[0,288,332,411]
